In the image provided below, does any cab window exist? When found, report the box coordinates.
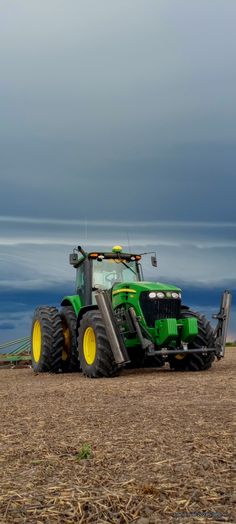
[92,259,139,290]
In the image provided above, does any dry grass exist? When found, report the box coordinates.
[0,350,235,523]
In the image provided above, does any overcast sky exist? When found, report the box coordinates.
[0,1,235,341]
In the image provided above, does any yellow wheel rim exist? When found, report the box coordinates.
[83,327,96,365]
[62,326,70,361]
[175,353,186,360]
[32,320,41,363]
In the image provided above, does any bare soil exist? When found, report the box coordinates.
[0,350,235,524]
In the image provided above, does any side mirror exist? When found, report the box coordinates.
[151,255,157,267]
[69,253,79,266]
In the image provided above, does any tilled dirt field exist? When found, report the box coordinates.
[0,350,235,524]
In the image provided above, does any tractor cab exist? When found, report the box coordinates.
[69,245,143,306]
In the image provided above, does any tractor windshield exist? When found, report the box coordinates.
[92,258,139,290]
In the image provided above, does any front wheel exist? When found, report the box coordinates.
[77,310,119,378]
[169,308,216,371]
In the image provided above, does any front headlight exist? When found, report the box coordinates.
[149,292,156,299]
[156,292,165,299]
[171,292,181,299]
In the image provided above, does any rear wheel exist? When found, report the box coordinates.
[31,306,63,372]
[60,306,80,372]
[77,310,119,378]
[169,308,215,371]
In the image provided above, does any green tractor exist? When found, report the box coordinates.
[31,245,231,377]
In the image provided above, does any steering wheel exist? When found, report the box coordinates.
[92,284,106,290]
[105,273,118,284]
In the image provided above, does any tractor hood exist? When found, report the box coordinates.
[112,281,181,295]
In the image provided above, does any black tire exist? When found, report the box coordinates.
[77,310,119,378]
[31,306,63,373]
[60,306,80,372]
[169,308,215,371]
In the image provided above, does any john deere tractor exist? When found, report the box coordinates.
[31,245,231,377]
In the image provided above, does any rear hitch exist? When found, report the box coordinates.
[212,290,232,358]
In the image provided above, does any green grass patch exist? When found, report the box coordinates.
[75,443,92,461]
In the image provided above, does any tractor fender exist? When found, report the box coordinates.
[61,295,82,316]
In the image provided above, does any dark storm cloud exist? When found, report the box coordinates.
[0,216,235,288]
[0,2,235,341]
[0,139,236,221]
[0,1,236,221]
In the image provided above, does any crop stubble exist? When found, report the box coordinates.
[0,349,235,523]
